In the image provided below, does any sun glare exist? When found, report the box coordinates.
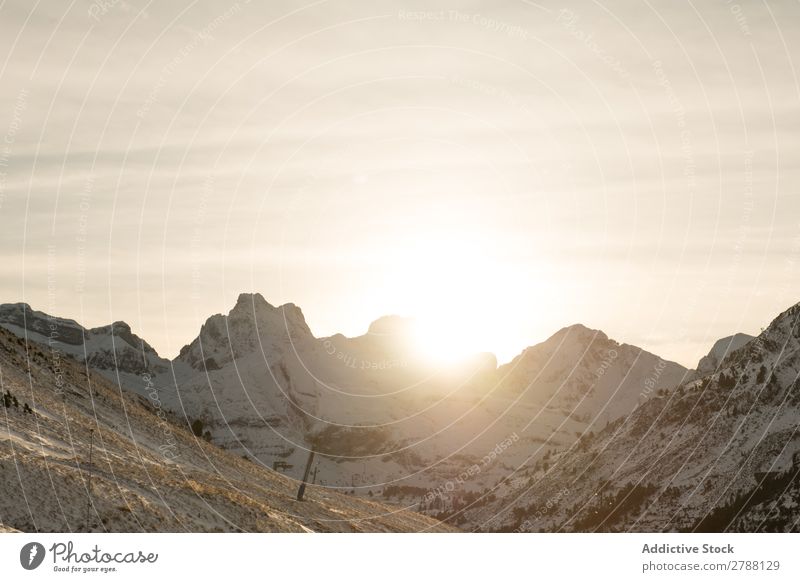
[411,314,483,366]
[377,229,539,367]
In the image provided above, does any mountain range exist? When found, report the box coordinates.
[3,295,798,532]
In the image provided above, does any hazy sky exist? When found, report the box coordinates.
[1,0,799,366]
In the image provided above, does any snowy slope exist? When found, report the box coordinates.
[0,326,453,532]
[0,303,170,395]
[466,303,800,532]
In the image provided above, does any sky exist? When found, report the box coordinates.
[1,0,799,367]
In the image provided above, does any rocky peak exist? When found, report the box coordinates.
[87,321,161,356]
[695,333,755,378]
[177,294,314,370]
[367,315,415,336]
[0,302,85,345]
[232,292,273,313]
[547,323,610,346]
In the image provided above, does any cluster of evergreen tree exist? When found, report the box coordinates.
[692,464,799,532]
[572,482,658,531]
[718,372,737,390]
[190,418,212,441]
[382,485,428,499]
[2,390,33,414]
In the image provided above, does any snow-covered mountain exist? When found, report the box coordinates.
[0,302,170,388]
[0,295,690,510]
[155,293,501,492]
[466,303,800,532]
[495,323,689,425]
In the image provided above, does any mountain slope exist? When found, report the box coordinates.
[466,303,800,532]
[0,303,170,393]
[693,332,755,379]
[0,326,453,532]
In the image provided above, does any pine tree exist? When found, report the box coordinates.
[190,419,204,437]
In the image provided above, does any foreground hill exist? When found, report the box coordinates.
[0,326,452,532]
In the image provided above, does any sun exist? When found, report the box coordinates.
[375,229,540,367]
[410,314,484,366]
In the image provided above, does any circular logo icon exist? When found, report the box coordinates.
[20,542,46,570]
